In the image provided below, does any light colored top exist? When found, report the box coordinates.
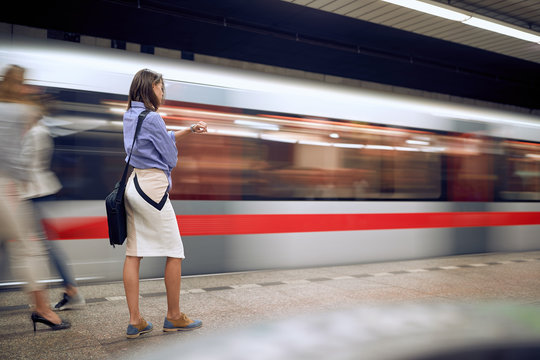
[123,101,178,187]
[21,120,62,199]
[0,102,36,182]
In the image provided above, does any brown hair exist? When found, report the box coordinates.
[0,64,25,102]
[127,68,163,111]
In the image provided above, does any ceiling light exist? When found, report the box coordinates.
[421,147,446,152]
[365,145,394,150]
[234,119,279,131]
[381,0,540,43]
[381,0,470,21]
[298,140,332,147]
[463,16,540,43]
[260,134,297,143]
[216,129,258,138]
[334,143,364,149]
[395,146,420,152]
[406,139,429,145]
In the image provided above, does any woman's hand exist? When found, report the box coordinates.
[174,121,208,142]
[191,121,208,134]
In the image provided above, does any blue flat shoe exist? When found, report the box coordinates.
[126,318,153,339]
[163,313,202,332]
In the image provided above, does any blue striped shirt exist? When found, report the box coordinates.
[123,101,177,187]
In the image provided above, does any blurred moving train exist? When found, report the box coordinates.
[1,37,539,286]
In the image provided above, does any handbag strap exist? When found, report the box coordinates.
[119,109,150,184]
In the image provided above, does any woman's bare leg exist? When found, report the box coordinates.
[33,290,61,324]
[123,256,142,324]
[164,257,182,320]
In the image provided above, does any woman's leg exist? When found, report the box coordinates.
[123,255,142,325]
[1,180,59,323]
[31,198,79,295]
[33,290,61,324]
[164,257,182,320]
[42,237,80,293]
[162,257,202,331]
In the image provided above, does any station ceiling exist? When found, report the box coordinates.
[1,0,540,110]
[291,0,540,65]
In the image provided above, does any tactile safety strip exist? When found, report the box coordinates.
[1,257,539,312]
[74,257,540,302]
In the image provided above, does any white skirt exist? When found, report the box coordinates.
[124,168,184,258]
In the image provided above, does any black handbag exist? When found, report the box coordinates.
[105,110,149,247]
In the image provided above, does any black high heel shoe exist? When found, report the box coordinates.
[31,312,71,332]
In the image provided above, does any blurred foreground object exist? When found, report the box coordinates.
[132,303,540,360]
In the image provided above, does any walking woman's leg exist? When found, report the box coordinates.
[164,257,182,320]
[123,255,142,324]
[32,199,78,290]
[33,290,62,324]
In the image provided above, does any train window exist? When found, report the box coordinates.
[444,134,497,202]
[162,102,443,201]
[47,91,127,200]
[499,141,540,201]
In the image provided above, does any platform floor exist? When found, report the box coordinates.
[1,251,540,360]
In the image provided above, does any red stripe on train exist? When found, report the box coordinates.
[42,212,540,240]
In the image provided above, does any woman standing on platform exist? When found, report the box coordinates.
[122,68,206,338]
